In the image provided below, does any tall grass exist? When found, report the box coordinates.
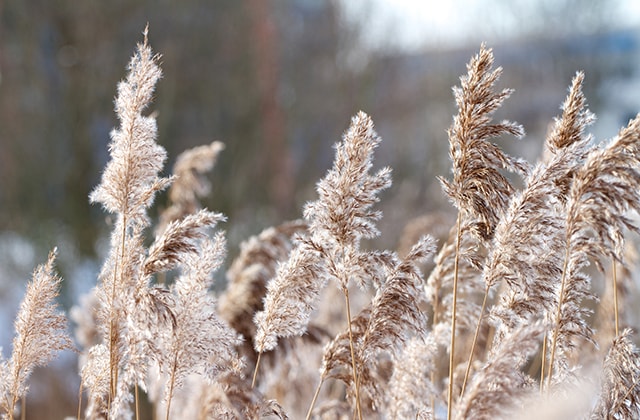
[2,29,640,419]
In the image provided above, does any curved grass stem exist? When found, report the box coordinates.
[251,350,263,389]
[546,245,571,390]
[613,259,619,336]
[344,289,363,420]
[447,213,462,420]
[539,335,547,393]
[305,378,324,420]
[77,380,83,420]
[460,285,489,398]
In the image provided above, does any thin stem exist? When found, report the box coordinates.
[546,245,571,390]
[135,383,140,420]
[251,350,263,389]
[9,342,27,419]
[432,289,439,328]
[610,375,640,414]
[344,289,363,420]
[539,335,547,393]
[305,377,324,420]
[447,213,462,420]
[164,364,176,420]
[526,341,543,378]
[77,380,83,420]
[612,259,619,336]
[8,383,17,420]
[7,358,26,420]
[430,281,440,415]
[109,215,128,404]
[460,284,489,398]
[166,353,178,420]
[109,106,135,404]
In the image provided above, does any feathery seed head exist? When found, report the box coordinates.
[441,45,527,240]
[90,29,169,227]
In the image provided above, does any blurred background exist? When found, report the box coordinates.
[0,0,639,417]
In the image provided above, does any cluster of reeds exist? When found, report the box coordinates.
[1,30,640,420]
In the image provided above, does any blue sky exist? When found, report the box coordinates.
[340,0,640,52]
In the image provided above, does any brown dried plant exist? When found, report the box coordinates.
[157,141,225,233]
[7,31,640,420]
[438,44,527,416]
[595,244,638,346]
[0,250,72,420]
[483,73,596,393]
[86,26,171,418]
[354,236,435,409]
[487,73,593,355]
[591,328,640,419]
[386,334,438,419]
[219,220,307,359]
[546,114,640,389]
[311,236,435,417]
[81,27,243,420]
[158,234,242,420]
[439,45,528,242]
[454,322,544,420]
[253,112,392,419]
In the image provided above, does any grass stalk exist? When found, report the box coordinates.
[166,353,178,420]
[546,245,571,390]
[135,382,140,420]
[305,378,324,420]
[251,349,263,389]
[611,375,640,414]
[460,284,489,398]
[344,288,363,420]
[447,213,462,420]
[77,380,83,420]
[109,214,128,404]
[613,259,619,336]
[430,283,440,415]
[8,353,25,419]
[539,335,547,393]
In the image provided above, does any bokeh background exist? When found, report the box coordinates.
[1,0,639,417]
